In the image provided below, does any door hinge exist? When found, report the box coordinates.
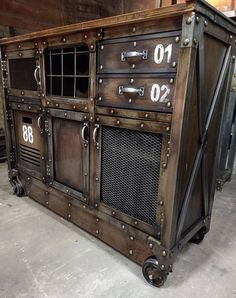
[1,60,7,72]
[44,120,49,133]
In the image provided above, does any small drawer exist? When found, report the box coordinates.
[97,75,175,112]
[97,31,181,74]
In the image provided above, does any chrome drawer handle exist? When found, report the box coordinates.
[121,50,148,61]
[82,122,89,147]
[119,86,145,97]
[34,65,41,85]
[93,124,100,149]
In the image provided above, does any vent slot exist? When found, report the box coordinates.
[101,127,162,226]
[19,144,41,167]
[23,117,32,124]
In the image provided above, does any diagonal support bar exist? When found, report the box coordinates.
[176,46,232,242]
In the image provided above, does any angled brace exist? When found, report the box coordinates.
[176,45,232,243]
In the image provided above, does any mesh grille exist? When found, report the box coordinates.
[101,127,162,226]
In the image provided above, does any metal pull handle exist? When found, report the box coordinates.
[119,86,145,97]
[93,124,100,149]
[81,123,89,147]
[34,65,41,85]
[121,50,148,61]
[37,115,43,130]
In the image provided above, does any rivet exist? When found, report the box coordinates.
[230,35,233,40]
[112,211,116,216]
[17,104,20,108]
[55,103,59,107]
[162,251,167,257]
[140,123,144,128]
[145,113,149,118]
[133,41,137,47]
[172,61,177,68]
[149,243,153,249]
[128,98,132,104]
[62,37,67,42]
[68,214,71,218]
[96,230,99,234]
[166,126,170,132]
[130,236,134,241]
[167,102,171,107]
[132,64,136,69]
[34,42,38,46]
[95,203,98,208]
[68,203,71,207]
[162,163,167,169]
[47,101,50,105]
[96,117,100,121]
[98,97,102,101]
[84,34,88,39]
[101,45,104,50]
[132,27,136,33]
[90,97,94,102]
[64,113,67,117]
[73,105,76,110]
[233,56,236,61]
[18,44,21,49]
[28,106,31,110]
[110,109,114,114]
[41,156,44,160]
[116,120,120,125]
[97,32,101,37]
[83,205,86,209]
[95,177,99,181]
[204,20,208,27]
[194,38,198,45]
[21,91,25,95]
[18,52,22,57]
[232,86,236,90]
[161,265,165,270]
[186,17,192,24]
[84,172,88,176]
[49,182,53,185]
[175,36,180,43]
[5,54,7,58]
[66,189,69,193]
[99,79,103,84]
[43,41,47,46]
[90,44,94,50]
[134,221,138,225]
[129,250,133,255]
[183,38,190,46]
[159,200,164,206]
[130,78,134,84]
[46,201,49,205]
[96,218,99,222]
[84,106,88,111]
[100,65,103,70]
[122,225,125,230]
[196,16,200,23]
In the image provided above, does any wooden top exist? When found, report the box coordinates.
[0,0,235,45]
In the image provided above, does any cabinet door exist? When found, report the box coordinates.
[14,109,45,180]
[47,109,89,202]
[92,116,170,236]
[6,50,40,98]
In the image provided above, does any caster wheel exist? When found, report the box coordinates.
[142,258,167,288]
[189,228,206,245]
[12,178,24,197]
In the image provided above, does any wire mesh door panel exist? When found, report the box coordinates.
[98,124,163,230]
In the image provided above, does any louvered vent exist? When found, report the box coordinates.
[19,144,41,167]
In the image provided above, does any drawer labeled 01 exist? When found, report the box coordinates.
[97,32,181,74]
[97,75,175,112]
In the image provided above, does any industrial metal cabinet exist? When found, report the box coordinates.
[1,0,236,287]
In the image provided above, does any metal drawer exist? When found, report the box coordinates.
[97,31,181,74]
[97,75,175,112]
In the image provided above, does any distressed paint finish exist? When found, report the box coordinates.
[0,0,235,286]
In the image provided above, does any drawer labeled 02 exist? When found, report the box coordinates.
[97,32,181,74]
[97,75,175,112]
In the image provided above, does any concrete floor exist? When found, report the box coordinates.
[0,162,236,298]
